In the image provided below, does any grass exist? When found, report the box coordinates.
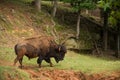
[0,46,120,74]
[57,51,120,73]
[0,66,30,80]
[0,47,15,62]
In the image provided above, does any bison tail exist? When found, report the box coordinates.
[14,44,18,55]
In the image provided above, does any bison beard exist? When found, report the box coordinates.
[14,36,67,68]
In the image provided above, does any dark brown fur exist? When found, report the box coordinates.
[14,36,67,68]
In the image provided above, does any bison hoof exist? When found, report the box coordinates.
[39,65,41,68]
[18,66,23,69]
[50,65,53,67]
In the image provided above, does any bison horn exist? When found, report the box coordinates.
[58,46,61,52]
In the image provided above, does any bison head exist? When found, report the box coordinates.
[54,45,67,63]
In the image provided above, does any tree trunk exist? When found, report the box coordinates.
[52,0,58,17]
[85,9,89,15]
[35,0,41,12]
[76,10,81,39]
[115,34,119,58]
[103,30,108,51]
[115,23,120,58]
[103,11,108,51]
[117,34,119,57]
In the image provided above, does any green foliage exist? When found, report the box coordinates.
[63,0,96,12]
[108,0,120,27]
[97,0,111,12]
[108,15,117,26]
[6,0,33,4]
[97,0,120,31]
[108,10,120,26]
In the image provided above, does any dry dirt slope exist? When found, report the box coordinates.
[0,1,55,47]
[24,68,120,80]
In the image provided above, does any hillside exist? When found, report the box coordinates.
[0,1,70,47]
[0,1,103,50]
[0,1,120,80]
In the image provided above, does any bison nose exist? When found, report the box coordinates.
[61,58,64,60]
[56,60,59,63]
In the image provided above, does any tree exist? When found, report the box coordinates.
[97,0,112,51]
[35,0,41,12]
[63,0,96,39]
[108,0,120,57]
[52,0,58,17]
[98,0,120,56]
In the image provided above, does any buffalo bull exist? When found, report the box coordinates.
[14,36,67,68]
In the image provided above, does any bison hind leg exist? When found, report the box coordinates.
[14,56,23,69]
[14,57,18,66]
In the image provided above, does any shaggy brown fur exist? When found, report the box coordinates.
[14,36,67,68]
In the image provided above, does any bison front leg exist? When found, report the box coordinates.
[44,58,53,67]
[37,57,43,68]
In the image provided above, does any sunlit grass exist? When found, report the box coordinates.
[0,66,30,80]
[0,47,120,74]
[0,47,15,62]
[22,50,120,73]
[56,51,120,73]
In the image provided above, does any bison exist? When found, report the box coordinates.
[14,36,67,68]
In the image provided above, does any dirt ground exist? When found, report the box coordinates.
[23,67,120,80]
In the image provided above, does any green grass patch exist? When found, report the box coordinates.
[17,50,120,74]
[55,51,120,73]
[0,47,15,62]
[0,47,120,74]
[0,66,30,80]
